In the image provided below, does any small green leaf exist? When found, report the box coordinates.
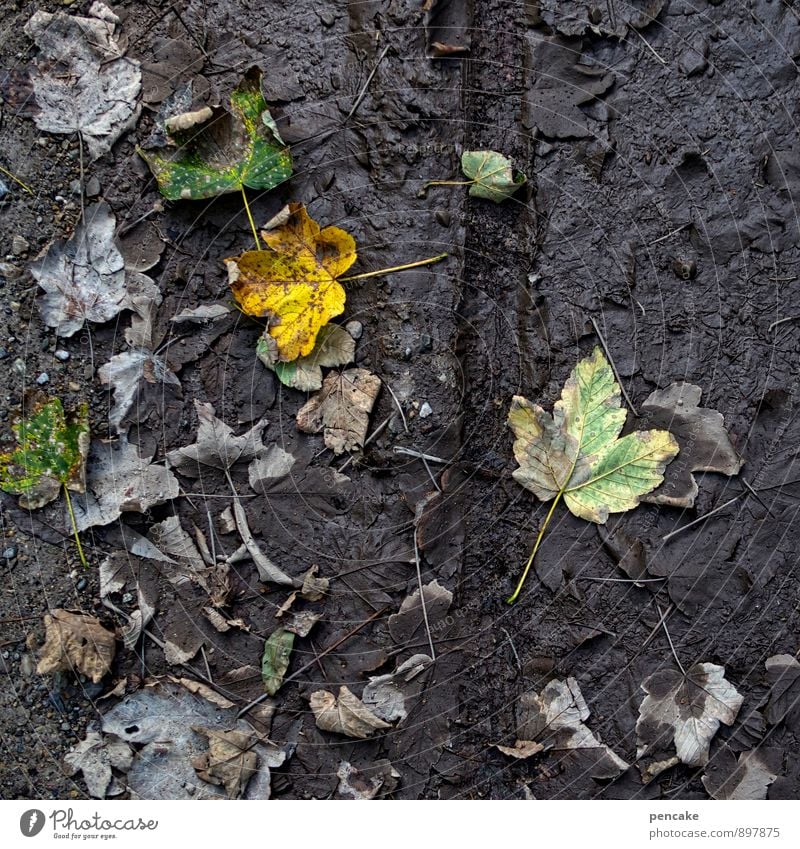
[257,323,355,391]
[139,67,293,200]
[0,397,89,509]
[461,150,526,203]
[261,627,295,696]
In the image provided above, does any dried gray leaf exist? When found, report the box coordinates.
[388,580,452,648]
[191,728,259,799]
[171,304,231,323]
[24,3,141,160]
[764,654,800,729]
[282,611,320,638]
[701,748,781,800]
[362,654,432,722]
[636,663,743,767]
[64,730,133,799]
[494,740,545,760]
[336,760,400,800]
[309,686,392,739]
[248,445,296,489]
[300,565,329,600]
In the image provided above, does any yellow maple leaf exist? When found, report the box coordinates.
[225,203,356,362]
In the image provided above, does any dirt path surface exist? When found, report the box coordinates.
[1,0,799,800]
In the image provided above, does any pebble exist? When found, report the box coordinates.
[419,402,433,419]
[76,577,88,592]
[435,209,451,227]
[68,179,82,196]
[2,545,18,561]
[36,372,50,385]
[0,348,7,360]
[122,592,133,604]
[0,178,8,200]
[11,235,29,256]
[679,38,709,77]
[346,320,363,340]
[85,176,101,198]
[54,350,70,362]
[316,9,336,26]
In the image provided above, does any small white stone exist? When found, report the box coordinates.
[345,320,363,340]
[54,350,70,362]
[419,402,433,419]
[36,372,49,385]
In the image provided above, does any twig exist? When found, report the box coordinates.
[77,131,85,224]
[590,316,638,416]
[501,627,522,672]
[413,525,437,661]
[630,26,668,65]
[740,477,774,517]
[345,44,390,123]
[385,382,409,433]
[649,223,689,246]
[576,575,666,583]
[393,446,450,464]
[237,607,387,718]
[661,496,740,543]
[200,645,213,683]
[566,620,617,638]
[0,164,33,194]
[656,601,686,675]
[641,601,674,650]
[768,315,800,332]
[421,456,442,492]
[309,639,328,680]
[338,414,392,472]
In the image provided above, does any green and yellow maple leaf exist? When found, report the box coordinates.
[507,347,679,602]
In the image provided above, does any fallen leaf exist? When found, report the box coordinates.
[24,3,141,160]
[71,437,179,532]
[764,654,800,731]
[139,66,291,200]
[230,495,296,586]
[362,654,432,722]
[0,396,88,509]
[261,627,294,696]
[388,580,452,648]
[226,203,355,361]
[257,322,355,391]
[37,610,116,683]
[336,760,400,799]
[461,150,526,203]
[167,400,268,476]
[638,382,742,508]
[507,347,678,600]
[300,564,329,601]
[494,740,545,760]
[171,304,231,323]
[64,730,132,799]
[191,728,259,799]
[247,444,296,489]
[636,663,743,767]
[296,367,381,454]
[29,203,157,337]
[282,611,320,638]
[309,686,392,739]
[176,678,235,710]
[701,748,781,800]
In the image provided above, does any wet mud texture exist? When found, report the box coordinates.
[0,0,799,800]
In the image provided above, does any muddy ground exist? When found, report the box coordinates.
[1,0,800,800]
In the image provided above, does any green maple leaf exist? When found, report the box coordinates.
[139,67,292,201]
[0,397,89,510]
[461,150,527,203]
[261,627,294,696]
[507,347,679,602]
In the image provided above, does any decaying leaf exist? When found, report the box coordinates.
[171,304,231,323]
[764,654,800,731]
[503,677,628,777]
[37,610,116,683]
[261,627,294,696]
[0,396,88,509]
[24,3,141,160]
[362,654,432,723]
[638,383,743,508]
[139,67,291,200]
[507,347,678,600]
[701,748,781,800]
[282,611,320,638]
[226,203,356,362]
[71,437,179,532]
[296,367,381,454]
[336,760,400,800]
[300,564,329,601]
[191,728,259,799]
[29,203,158,337]
[248,445,296,490]
[388,580,453,648]
[257,322,355,391]
[636,663,743,767]
[64,730,132,799]
[167,400,268,476]
[309,686,392,739]
[493,739,545,760]
[461,150,527,203]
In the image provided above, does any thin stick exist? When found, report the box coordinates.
[338,414,392,472]
[345,44,390,122]
[421,456,441,492]
[423,179,475,189]
[507,492,563,604]
[641,602,673,650]
[630,26,668,65]
[590,316,638,416]
[237,607,386,718]
[339,253,448,282]
[501,627,522,672]
[77,132,85,224]
[656,602,686,675]
[0,164,33,194]
[741,477,774,517]
[200,645,213,682]
[241,186,261,251]
[385,383,409,433]
[661,496,740,543]
[576,575,666,583]
[62,486,88,569]
[393,446,450,464]
[413,526,437,660]
[649,223,689,246]
[768,315,800,332]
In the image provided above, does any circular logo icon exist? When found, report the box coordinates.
[20,810,45,837]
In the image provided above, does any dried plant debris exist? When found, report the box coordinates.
[701,748,781,800]
[24,3,141,159]
[636,663,743,770]
[139,67,292,200]
[248,445,296,489]
[37,610,116,683]
[261,627,295,696]
[99,681,287,799]
[30,203,159,337]
[71,437,179,532]
[64,730,132,799]
[257,322,356,391]
[296,368,382,454]
[638,383,743,508]
[300,565,329,600]
[499,678,628,778]
[764,654,800,732]
[388,580,452,648]
[493,739,545,760]
[191,728,260,799]
[309,686,392,739]
[362,654,432,723]
[171,304,231,324]
[336,760,400,799]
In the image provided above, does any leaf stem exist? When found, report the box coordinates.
[423,179,476,189]
[240,185,261,251]
[507,491,563,604]
[339,253,448,282]
[62,485,88,569]
[0,164,33,194]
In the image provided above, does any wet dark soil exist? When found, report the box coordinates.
[1,0,800,800]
